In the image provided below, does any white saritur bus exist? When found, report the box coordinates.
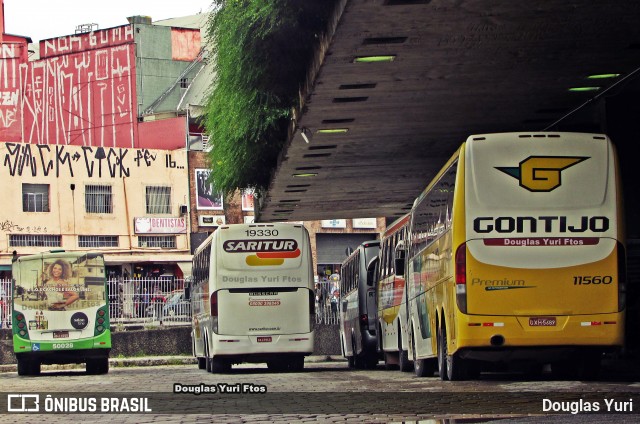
[404,132,626,380]
[190,223,315,372]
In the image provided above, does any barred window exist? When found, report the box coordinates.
[22,183,50,212]
[85,185,113,214]
[78,235,119,248]
[10,234,61,247]
[138,236,176,248]
[146,186,171,214]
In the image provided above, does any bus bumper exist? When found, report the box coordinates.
[453,311,624,361]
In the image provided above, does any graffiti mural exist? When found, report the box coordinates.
[0,142,187,179]
[0,43,26,142]
[20,46,136,147]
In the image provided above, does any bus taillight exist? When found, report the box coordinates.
[210,291,219,334]
[455,243,467,314]
[15,312,28,338]
[210,291,218,317]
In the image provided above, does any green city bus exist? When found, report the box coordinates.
[12,251,111,375]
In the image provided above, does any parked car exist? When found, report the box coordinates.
[162,290,190,318]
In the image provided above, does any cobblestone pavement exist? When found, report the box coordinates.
[0,359,639,423]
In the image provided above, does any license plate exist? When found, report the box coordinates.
[257,336,272,343]
[529,317,556,327]
[53,331,69,339]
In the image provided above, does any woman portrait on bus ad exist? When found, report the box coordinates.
[42,259,79,311]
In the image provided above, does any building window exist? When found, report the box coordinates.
[85,185,113,214]
[138,236,176,248]
[180,78,189,88]
[22,183,50,212]
[10,234,61,247]
[146,186,171,214]
[78,235,119,248]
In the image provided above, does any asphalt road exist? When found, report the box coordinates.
[0,358,639,423]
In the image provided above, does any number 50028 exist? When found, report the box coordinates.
[52,343,74,349]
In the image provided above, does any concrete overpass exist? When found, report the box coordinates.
[255,0,640,238]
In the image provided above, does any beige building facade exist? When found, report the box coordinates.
[0,143,192,278]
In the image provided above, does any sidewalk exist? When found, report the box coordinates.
[0,355,346,373]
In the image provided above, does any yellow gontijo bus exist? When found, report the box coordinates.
[190,223,315,373]
[375,213,413,371]
[403,132,626,380]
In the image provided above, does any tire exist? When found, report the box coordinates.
[209,357,231,373]
[267,359,289,372]
[353,338,365,369]
[197,357,206,370]
[398,328,413,372]
[552,353,601,381]
[437,326,449,381]
[289,355,305,372]
[412,331,435,377]
[364,352,378,369]
[87,357,109,375]
[17,357,39,376]
[441,326,468,381]
[399,349,413,372]
[347,354,356,368]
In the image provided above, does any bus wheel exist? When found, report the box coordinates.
[399,349,413,372]
[347,354,355,368]
[87,358,109,375]
[289,355,305,372]
[443,334,468,380]
[198,357,207,370]
[437,326,449,381]
[412,331,434,377]
[364,353,378,369]
[17,358,39,376]
[267,359,289,372]
[398,328,413,372]
[210,358,231,373]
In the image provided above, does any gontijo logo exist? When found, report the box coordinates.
[496,156,588,192]
[223,239,300,266]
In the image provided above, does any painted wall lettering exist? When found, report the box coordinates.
[2,143,183,179]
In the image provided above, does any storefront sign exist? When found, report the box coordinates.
[321,219,346,228]
[134,217,187,234]
[352,218,377,229]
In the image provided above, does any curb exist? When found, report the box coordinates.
[0,355,345,373]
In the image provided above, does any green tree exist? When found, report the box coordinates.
[204,0,340,195]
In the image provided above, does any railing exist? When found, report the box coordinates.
[0,277,340,329]
[107,278,189,327]
[0,279,11,329]
[314,281,340,325]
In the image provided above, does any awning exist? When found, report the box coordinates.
[0,265,11,271]
[103,253,192,265]
[177,261,192,276]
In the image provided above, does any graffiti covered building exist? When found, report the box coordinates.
[0,10,207,278]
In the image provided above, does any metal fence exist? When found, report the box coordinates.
[0,278,339,329]
[107,278,190,326]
